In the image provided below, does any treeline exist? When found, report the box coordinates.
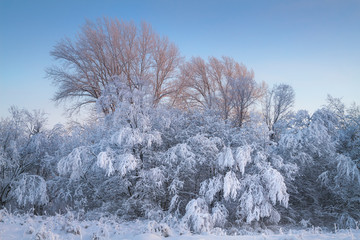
[0,18,359,233]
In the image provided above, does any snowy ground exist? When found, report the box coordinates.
[0,211,359,240]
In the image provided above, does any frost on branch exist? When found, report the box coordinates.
[181,198,213,233]
[223,171,240,201]
[218,146,234,169]
[238,175,265,223]
[236,164,289,224]
[13,174,48,207]
[111,126,161,149]
[116,153,139,177]
[97,150,114,176]
[57,147,90,180]
[187,134,220,164]
[335,154,360,186]
[200,176,223,203]
[262,167,289,207]
[234,145,252,175]
[0,152,5,172]
[165,143,195,166]
[132,167,167,216]
[212,203,228,228]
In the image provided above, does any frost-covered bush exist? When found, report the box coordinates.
[13,174,48,207]
[0,107,62,213]
[181,198,213,233]
[34,225,60,240]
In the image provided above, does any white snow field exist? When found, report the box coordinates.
[0,211,359,240]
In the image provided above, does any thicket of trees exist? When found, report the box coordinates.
[1,18,359,233]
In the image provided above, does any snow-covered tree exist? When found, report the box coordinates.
[157,111,293,232]
[274,106,360,228]
[172,56,263,126]
[0,107,55,213]
[47,18,181,114]
[262,84,295,138]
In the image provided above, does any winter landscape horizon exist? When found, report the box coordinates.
[1,1,360,239]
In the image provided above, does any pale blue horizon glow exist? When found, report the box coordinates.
[1,0,359,127]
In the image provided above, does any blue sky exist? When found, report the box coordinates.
[1,0,359,126]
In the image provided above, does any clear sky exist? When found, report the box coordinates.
[1,0,359,126]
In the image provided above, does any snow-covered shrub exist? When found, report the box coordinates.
[212,203,229,228]
[181,198,213,233]
[0,107,62,213]
[148,221,172,237]
[35,225,60,240]
[13,174,48,207]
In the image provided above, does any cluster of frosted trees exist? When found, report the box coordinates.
[1,92,359,232]
[1,18,359,232]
